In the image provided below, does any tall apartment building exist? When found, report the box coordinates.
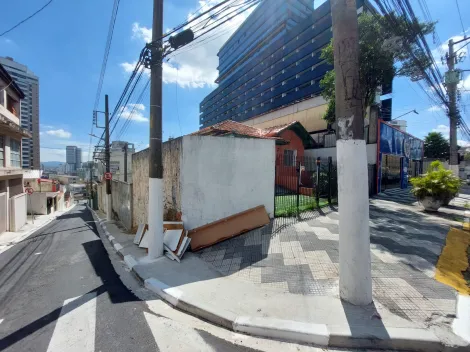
[0,57,40,169]
[65,146,82,173]
[199,0,386,133]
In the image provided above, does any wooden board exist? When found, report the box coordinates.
[163,221,184,231]
[138,229,150,248]
[133,224,147,245]
[187,205,270,251]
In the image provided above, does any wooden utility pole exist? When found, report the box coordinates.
[331,0,372,305]
[147,0,164,258]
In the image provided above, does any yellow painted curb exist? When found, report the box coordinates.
[435,228,470,295]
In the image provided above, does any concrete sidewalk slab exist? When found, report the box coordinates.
[87,204,469,351]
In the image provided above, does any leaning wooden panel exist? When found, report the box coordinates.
[188,205,270,251]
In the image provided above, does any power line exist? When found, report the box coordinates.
[0,0,53,37]
[89,0,121,164]
[455,0,466,36]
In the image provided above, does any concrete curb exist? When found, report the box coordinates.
[85,204,468,351]
[453,295,470,344]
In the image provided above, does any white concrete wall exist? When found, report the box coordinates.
[180,135,275,230]
[9,193,26,231]
[27,192,47,215]
[305,143,378,165]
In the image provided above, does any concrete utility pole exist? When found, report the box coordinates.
[331,0,372,305]
[147,0,164,258]
[123,143,128,183]
[447,39,459,175]
[105,94,112,221]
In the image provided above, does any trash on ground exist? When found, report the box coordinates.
[188,205,270,251]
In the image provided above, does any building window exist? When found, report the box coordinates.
[283,149,296,167]
[10,139,21,168]
[0,136,4,167]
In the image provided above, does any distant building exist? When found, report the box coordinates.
[76,147,82,168]
[0,62,31,232]
[0,57,40,169]
[65,146,82,173]
[389,120,407,132]
[110,141,134,182]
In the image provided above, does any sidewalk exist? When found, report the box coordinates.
[88,192,470,351]
[0,203,77,255]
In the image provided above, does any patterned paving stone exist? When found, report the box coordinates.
[195,188,459,322]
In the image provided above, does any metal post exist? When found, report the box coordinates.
[316,157,320,205]
[89,164,93,207]
[332,0,372,305]
[296,165,300,216]
[447,39,459,175]
[328,156,332,204]
[105,94,112,221]
[123,143,128,183]
[147,0,164,259]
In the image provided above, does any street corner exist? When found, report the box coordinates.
[435,227,470,296]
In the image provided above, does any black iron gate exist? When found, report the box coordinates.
[274,153,338,217]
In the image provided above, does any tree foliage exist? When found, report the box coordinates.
[320,13,435,124]
[423,132,449,159]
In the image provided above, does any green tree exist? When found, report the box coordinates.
[320,13,435,124]
[424,132,449,159]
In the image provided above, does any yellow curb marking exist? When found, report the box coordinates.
[435,227,470,295]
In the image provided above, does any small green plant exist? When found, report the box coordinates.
[409,161,462,201]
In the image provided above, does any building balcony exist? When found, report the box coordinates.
[0,104,20,126]
[0,111,32,139]
[0,167,24,178]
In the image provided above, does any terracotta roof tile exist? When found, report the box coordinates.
[193,120,278,139]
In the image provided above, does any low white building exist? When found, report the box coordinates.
[110,141,134,182]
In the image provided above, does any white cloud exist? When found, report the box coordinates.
[427,104,445,112]
[432,29,470,69]
[458,140,470,147]
[122,2,255,89]
[119,103,149,122]
[132,22,152,43]
[458,74,470,94]
[45,129,71,139]
[432,124,450,134]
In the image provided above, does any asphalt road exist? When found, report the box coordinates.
[0,203,270,352]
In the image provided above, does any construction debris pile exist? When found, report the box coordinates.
[133,221,191,262]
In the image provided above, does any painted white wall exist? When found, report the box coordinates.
[305,143,378,165]
[27,192,47,215]
[9,193,26,231]
[180,135,275,230]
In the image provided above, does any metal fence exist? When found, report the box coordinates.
[274,153,338,217]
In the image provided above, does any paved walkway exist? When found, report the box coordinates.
[89,190,469,350]
[196,188,462,324]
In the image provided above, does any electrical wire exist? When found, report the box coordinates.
[455,0,466,36]
[0,0,53,37]
[89,0,121,164]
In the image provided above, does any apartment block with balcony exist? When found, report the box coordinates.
[0,63,32,233]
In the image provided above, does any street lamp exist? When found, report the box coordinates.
[392,109,419,120]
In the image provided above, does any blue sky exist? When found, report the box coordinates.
[0,0,469,162]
